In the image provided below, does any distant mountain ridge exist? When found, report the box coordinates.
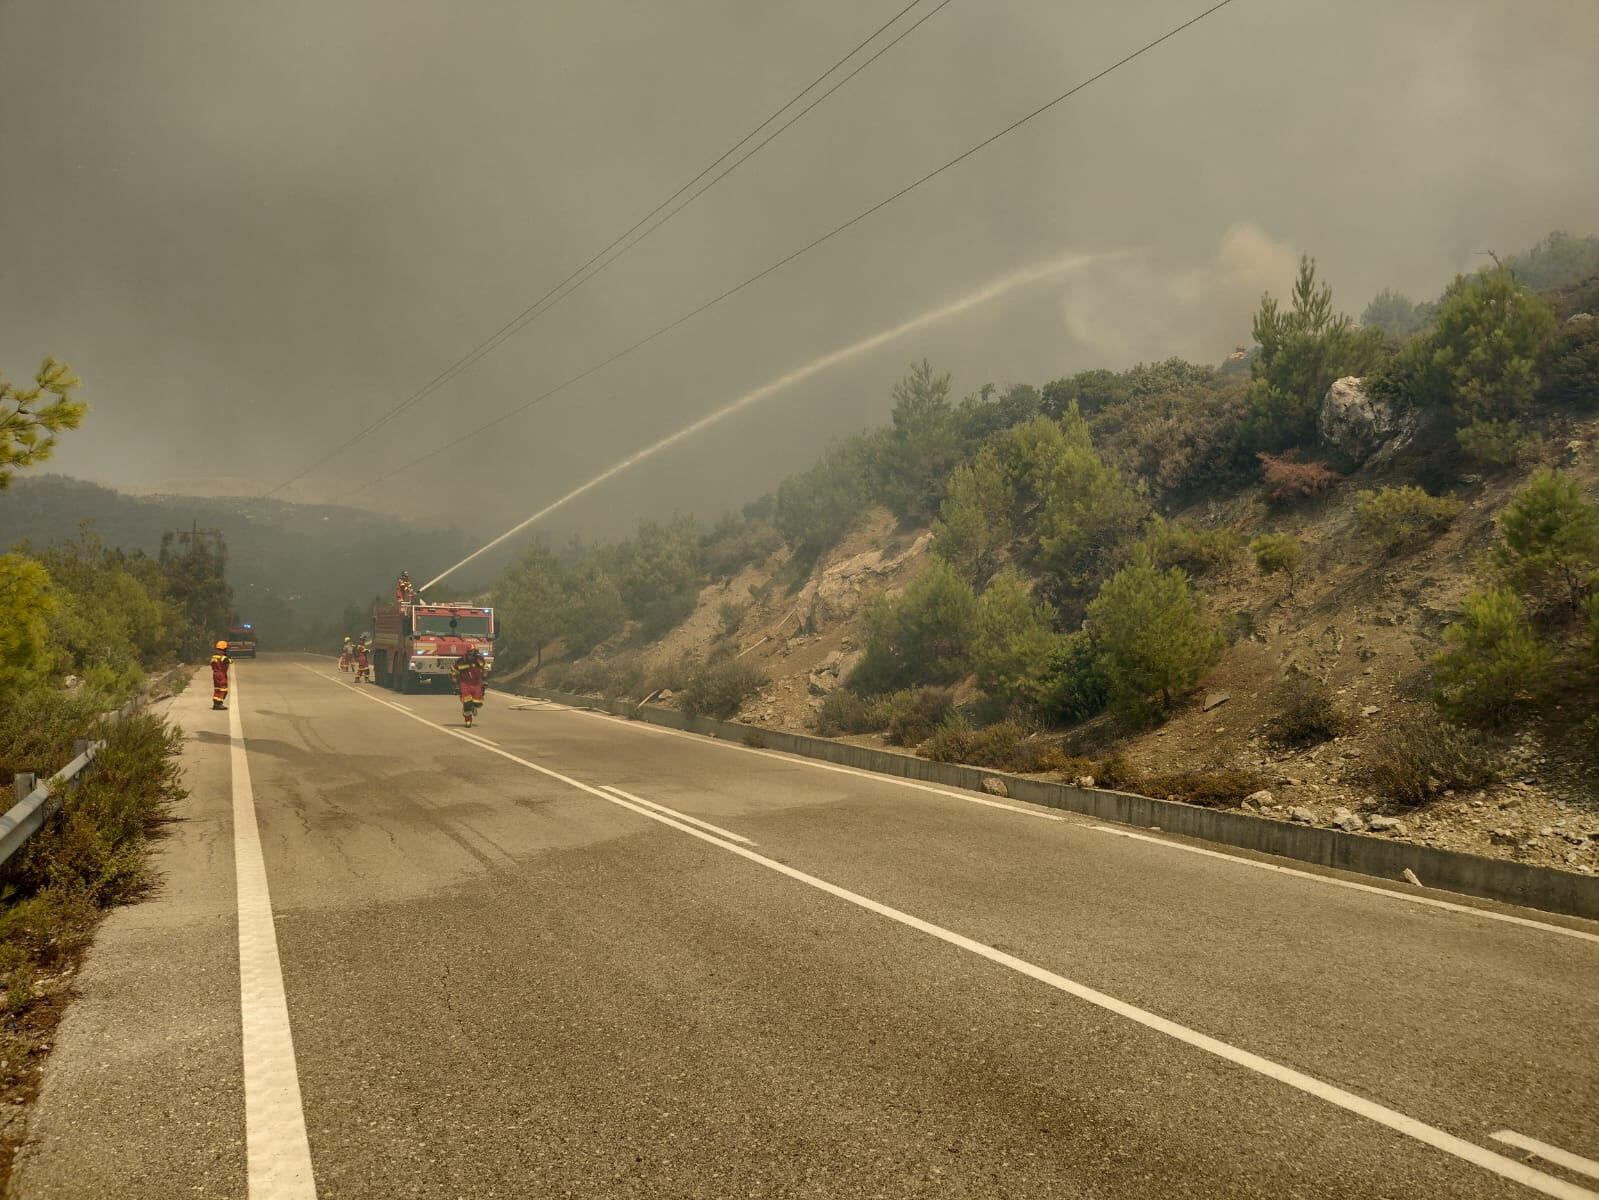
[0,474,469,623]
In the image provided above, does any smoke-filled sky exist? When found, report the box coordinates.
[4,0,1596,546]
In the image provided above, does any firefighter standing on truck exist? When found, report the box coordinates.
[452,645,487,727]
[210,641,232,710]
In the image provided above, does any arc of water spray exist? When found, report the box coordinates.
[421,249,1123,593]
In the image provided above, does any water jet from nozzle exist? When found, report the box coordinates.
[420,249,1122,593]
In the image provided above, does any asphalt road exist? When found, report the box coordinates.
[13,654,1599,1198]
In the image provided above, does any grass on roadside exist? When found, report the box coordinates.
[0,702,186,1181]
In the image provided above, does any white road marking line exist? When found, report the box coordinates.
[1493,1131,1599,1181]
[229,671,318,1198]
[1087,825,1599,946]
[513,689,1599,945]
[460,731,500,747]
[534,702,1064,821]
[599,784,757,845]
[308,664,1593,1200]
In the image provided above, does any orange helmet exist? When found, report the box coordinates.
[215,640,228,650]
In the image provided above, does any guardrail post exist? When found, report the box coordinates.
[13,773,37,803]
[73,738,92,758]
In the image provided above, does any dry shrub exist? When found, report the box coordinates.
[1257,452,1340,503]
[1263,676,1348,747]
[680,658,766,719]
[919,717,1074,773]
[813,690,888,736]
[1359,711,1498,806]
[1087,750,1266,807]
[883,687,955,746]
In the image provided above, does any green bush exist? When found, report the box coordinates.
[1250,532,1304,596]
[813,690,888,736]
[1359,711,1498,805]
[1133,517,1243,576]
[1085,563,1223,716]
[851,561,978,694]
[882,687,955,747]
[1433,587,1551,726]
[1354,486,1464,554]
[680,658,766,719]
[1455,420,1531,469]
[1030,631,1110,724]
[1493,468,1599,607]
[1263,676,1348,747]
[919,717,1072,774]
[1089,380,1251,500]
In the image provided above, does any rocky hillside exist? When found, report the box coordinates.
[497,239,1599,876]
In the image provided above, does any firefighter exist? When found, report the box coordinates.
[210,640,232,710]
[451,645,487,727]
[396,571,416,606]
[339,636,354,671]
[354,636,372,683]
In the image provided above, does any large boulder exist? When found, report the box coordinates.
[1317,376,1398,463]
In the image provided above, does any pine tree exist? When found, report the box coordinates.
[1250,532,1304,597]
[1493,469,1599,607]
[0,358,85,489]
[971,572,1058,707]
[1086,563,1223,715]
[1433,587,1551,726]
[1430,268,1557,424]
[932,445,1015,586]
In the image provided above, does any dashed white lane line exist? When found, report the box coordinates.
[507,690,1599,946]
[1493,1131,1599,1181]
[600,784,756,845]
[1088,824,1599,946]
[230,671,318,1198]
[310,664,1590,1200]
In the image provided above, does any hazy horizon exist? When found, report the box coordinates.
[5,0,1597,547]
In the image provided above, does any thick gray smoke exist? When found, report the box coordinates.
[2,0,1596,540]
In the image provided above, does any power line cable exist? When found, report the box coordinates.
[262,0,940,500]
[337,0,1237,503]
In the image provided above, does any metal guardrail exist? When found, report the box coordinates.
[0,698,138,870]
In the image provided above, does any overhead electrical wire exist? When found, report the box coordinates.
[261,0,948,500]
[336,0,1237,503]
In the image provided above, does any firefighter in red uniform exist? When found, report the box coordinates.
[354,637,372,683]
[451,646,487,727]
[396,571,416,606]
[210,641,232,710]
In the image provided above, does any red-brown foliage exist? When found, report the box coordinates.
[1257,452,1340,504]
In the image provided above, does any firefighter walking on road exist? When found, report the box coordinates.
[210,641,232,710]
[451,645,487,727]
[354,636,372,683]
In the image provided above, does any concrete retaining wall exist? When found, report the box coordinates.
[516,686,1599,922]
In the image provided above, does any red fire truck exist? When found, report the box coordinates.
[370,601,496,694]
